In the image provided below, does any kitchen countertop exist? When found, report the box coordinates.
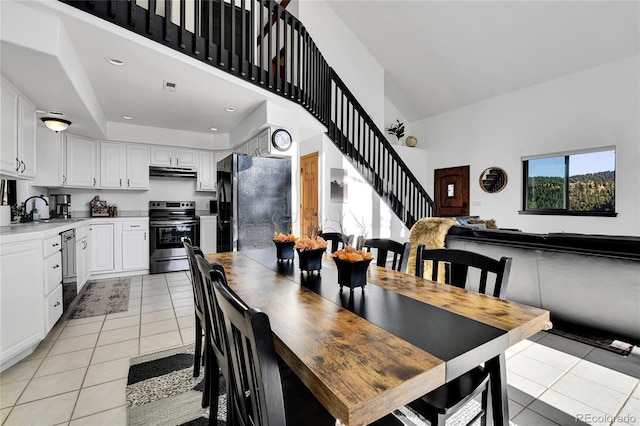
[0,216,150,243]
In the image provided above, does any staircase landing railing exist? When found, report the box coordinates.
[60,0,435,228]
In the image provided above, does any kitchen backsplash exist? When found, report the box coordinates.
[21,179,216,214]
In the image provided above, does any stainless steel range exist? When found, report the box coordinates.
[149,201,200,273]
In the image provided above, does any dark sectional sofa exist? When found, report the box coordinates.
[445,226,640,341]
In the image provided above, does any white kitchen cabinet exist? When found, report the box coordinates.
[92,223,114,273]
[0,77,36,179]
[34,127,66,187]
[42,234,62,333]
[150,146,196,167]
[121,220,149,271]
[127,144,150,188]
[66,134,98,188]
[197,151,216,191]
[18,96,36,178]
[1,239,45,369]
[199,215,217,254]
[100,142,149,189]
[44,285,63,334]
[76,225,92,290]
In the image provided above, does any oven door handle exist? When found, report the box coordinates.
[150,220,200,227]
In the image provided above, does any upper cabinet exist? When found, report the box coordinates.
[1,77,36,179]
[66,134,98,188]
[33,128,65,187]
[100,142,149,189]
[150,146,196,168]
[197,150,216,191]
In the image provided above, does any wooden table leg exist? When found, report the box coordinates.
[486,352,509,426]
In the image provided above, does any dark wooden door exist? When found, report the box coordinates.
[434,165,470,217]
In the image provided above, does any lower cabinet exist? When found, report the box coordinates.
[76,225,92,291]
[42,234,63,333]
[200,215,217,254]
[92,223,115,273]
[121,220,149,271]
[0,239,45,370]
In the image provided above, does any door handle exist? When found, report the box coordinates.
[120,179,122,187]
[312,213,318,217]
[93,178,96,186]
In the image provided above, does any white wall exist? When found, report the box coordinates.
[295,2,385,128]
[299,133,411,241]
[411,56,640,236]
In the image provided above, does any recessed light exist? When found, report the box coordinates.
[224,107,235,112]
[107,58,124,66]
[210,127,218,131]
[123,115,133,120]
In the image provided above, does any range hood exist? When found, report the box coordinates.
[149,166,197,178]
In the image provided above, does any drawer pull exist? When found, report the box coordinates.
[54,301,61,307]
[53,243,60,247]
[53,264,60,269]
[130,225,140,228]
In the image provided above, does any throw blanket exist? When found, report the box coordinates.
[407,217,459,281]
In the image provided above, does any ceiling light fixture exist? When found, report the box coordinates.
[108,58,124,66]
[41,117,71,132]
[123,115,133,120]
[224,107,235,112]
[210,127,218,131]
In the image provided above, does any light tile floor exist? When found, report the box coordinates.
[1,271,639,425]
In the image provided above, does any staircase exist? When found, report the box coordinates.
[60,0,435,228]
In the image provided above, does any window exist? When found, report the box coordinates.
[522,147,616,216]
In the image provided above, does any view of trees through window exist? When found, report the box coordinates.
[524,148,615,213]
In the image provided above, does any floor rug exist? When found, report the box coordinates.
[127,345,225,426]
[547,319,636,356]
[126,345,516,426]
[69,277,131,319]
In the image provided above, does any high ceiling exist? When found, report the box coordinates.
[327,1,640,122]
[1,1,638,140]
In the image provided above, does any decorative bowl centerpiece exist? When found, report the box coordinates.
[294,236,328,274]
[331,246,374,291]
[273,232,297,262]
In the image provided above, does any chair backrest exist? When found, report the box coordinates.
[321,232,354,252]
[211,274,287,426]
[363,238,411,272]
[414,246,512,299]
[183,240,206,315]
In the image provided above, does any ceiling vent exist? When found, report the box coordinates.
[163,81,177,93]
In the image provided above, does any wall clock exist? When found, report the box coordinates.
[272,128,292,151]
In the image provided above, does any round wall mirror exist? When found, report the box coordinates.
[479,167,508,193]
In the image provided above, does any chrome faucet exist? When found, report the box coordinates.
[21,195,49,222]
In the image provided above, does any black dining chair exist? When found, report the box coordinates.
[363,238,411,272]
[320,232,354,252]
[195,254,233,426]
[182,240,207,378]
[410,246,513,426]
[414,246,512,299]
[209,271,403,426]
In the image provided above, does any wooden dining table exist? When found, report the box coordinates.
[205,248,550,426]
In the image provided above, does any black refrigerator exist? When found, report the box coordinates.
[216,154,292,252]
